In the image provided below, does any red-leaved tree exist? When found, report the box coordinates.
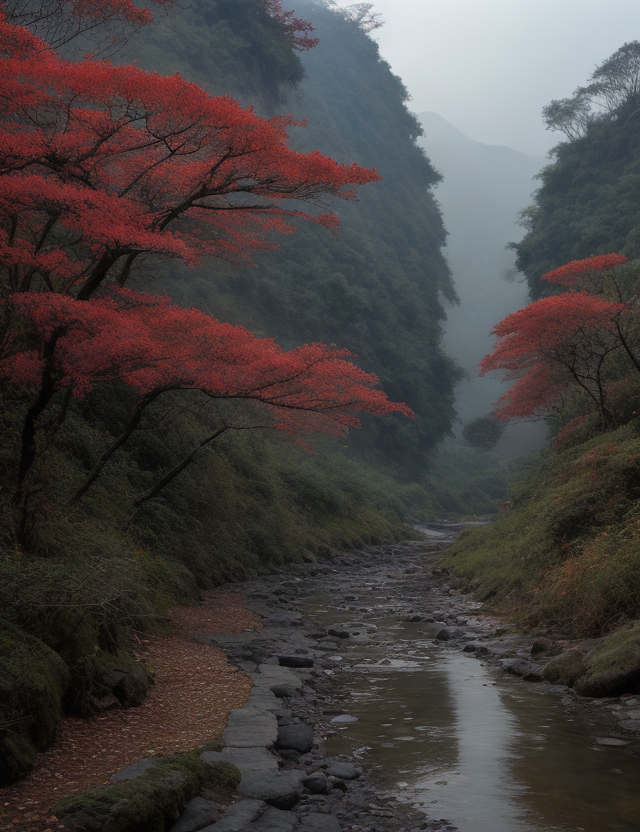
[480,292,627,424]
[0,12,377,301]
[1,289,412,506]
[0,2,411,547]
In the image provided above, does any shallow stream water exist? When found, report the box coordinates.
[306,597,640,832]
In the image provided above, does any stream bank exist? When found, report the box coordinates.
[199,527,640,832]
[55,528,640,831]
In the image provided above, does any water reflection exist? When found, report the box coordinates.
[325,651,640,832]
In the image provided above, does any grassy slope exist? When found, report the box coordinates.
[443,423,640,636]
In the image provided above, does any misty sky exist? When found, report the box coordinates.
[330,0,640,156]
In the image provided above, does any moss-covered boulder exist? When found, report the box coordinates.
[575,622,640,697]
[54,753,240,832]
[66,650,154,716]
[0,622,69,786]
[542,648,587,687]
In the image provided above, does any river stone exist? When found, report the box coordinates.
[325,761,359,780]
[278,656,314,668]
[109,757,156,783]
[298,814,342,832]
[222,706,278,747]
[619,720,640,733]
[327,628,350,639]
[277,722,315,752]
[254,665,304,690]
[270,684,299,699]
[251,807,297,832]
[201,746,278,774]
[575,623,640,697]
[168,797,219,832]
[202,799,265,832]
[247,687,283,711]
[302,773,329,793]
[330,714,358,724]
[435,628,452,641]
[594,737,630,746]
[542,649,586,687]
[238,770,305,809]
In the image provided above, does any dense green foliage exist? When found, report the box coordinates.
[124,0,460,472]
[444,424,640,637]
[513,42,640,299]
[119,0,306,110]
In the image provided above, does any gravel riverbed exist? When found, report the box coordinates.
[195,524,640,832]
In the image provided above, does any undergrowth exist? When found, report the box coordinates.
[443,422,640,636]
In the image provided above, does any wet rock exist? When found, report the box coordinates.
[209,799,266,831]
[303,773,329,793]
[238,770,305,809]
[501,658,542,682]
[594,737,630,746]
[330,714,358,724]
[328,628,350,639]
[278,656,314,668]
[270,684,299,699]
[249,807,297,832]
[168,797,220,832]
[542,649,586,688]
[222,706,278,747]
[277,722,315,753]
[435,629,452,641]
[326,762,359,780]
[575,623,640,697]
[109,756,156,783]
[298,813,343,832]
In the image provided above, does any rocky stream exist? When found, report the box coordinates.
[102,525,640,832]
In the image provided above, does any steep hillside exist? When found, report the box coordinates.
[513,42,640,299]
[123,0,461,472]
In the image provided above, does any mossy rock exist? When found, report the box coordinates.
[54,753,239,832]
[575,622,640,697]
[542,648,586,687]
[0,622,69,786]
[66,650,154,716]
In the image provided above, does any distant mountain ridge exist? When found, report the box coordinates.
[417,112,547,455]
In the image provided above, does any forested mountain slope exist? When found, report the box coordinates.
[513,42,640,299]
[122,0,460,471]
[445,44,640,640]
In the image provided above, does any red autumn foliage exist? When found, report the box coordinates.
[261,0,318,51]
[480,292,626,421]
[1,289,413,433]
[0,13,377,299]
[541,254,628,288]
[3,0,172,50]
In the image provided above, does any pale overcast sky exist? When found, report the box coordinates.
[329,0,640,156]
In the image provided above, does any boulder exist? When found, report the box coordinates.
[168,796,219,832]
[575,623,640,697]
[325,762,359,780]
[238,770,305,809]
[0,623,69,786]
[542,649,586,688]
[277,722,314,753]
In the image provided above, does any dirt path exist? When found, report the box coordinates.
[0,589,259,832]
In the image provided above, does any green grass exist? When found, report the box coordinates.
[443,423,640,636]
